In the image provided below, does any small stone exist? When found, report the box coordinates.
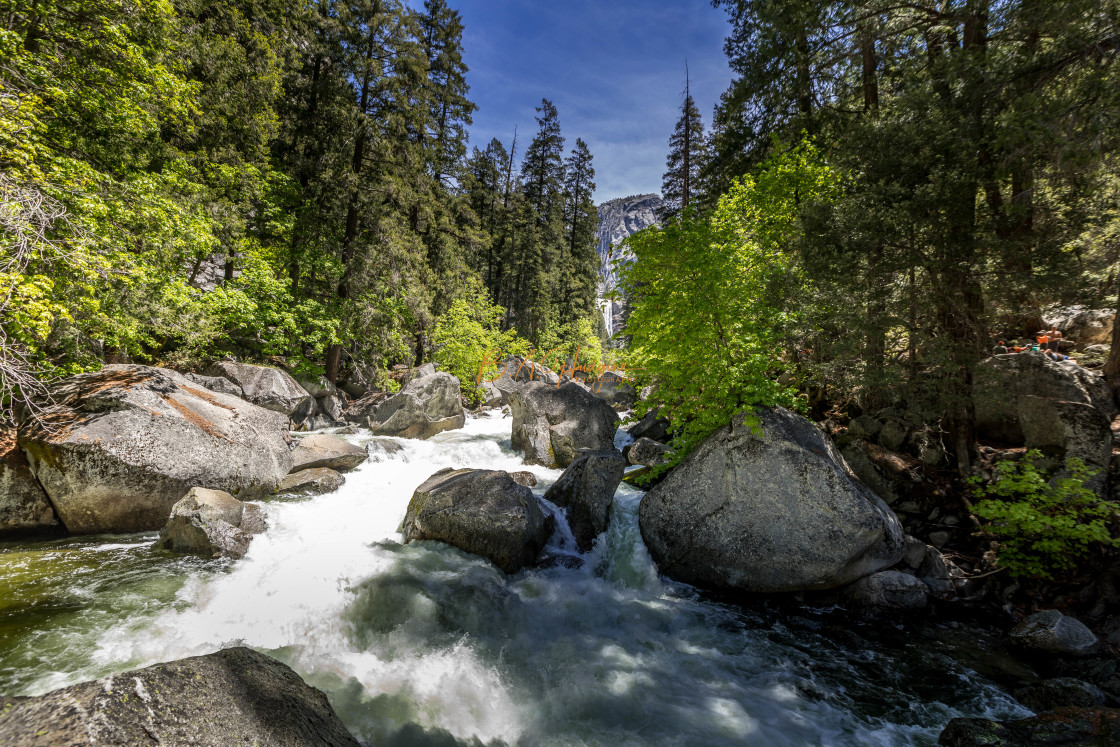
[1011,609,1100,657]
[509,471,538,487]
[929,530,952,548]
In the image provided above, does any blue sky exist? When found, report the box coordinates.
[444,1,733,203]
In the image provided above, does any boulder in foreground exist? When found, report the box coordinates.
[639,407,904,593]
[543,449,626,551]
[402,468,551,573]
[0,647,359,746]
[19,365,292,534]
[154,488,267,559]
[290,434,367,473]
[509,382,619,468]
[368,372,466,439]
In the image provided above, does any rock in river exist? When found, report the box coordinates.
[1010,609,1100,658]
[0,422,59,536]
[205,360,316,422]
[639,406,904,593]
[402,468,551,573]
[0,647,359,746]
[277,468,345,496]
[509,382,619,468]
[543,449,626,551]
[368,372,466,439]
[290,433,368,473]
[154,487,266,559]
[18,365,292,534]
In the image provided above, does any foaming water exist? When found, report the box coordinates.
[0,413,1028,745]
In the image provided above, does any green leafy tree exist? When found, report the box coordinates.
[661,72,708,218]
[970,451,1119,579]
[432,285,527,404]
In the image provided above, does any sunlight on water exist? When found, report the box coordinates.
[0,413,1029,746]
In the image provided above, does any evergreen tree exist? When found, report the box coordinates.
[661,73,707,218]
[559,138,599,322]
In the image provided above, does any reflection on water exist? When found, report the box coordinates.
[0,413,1028,745]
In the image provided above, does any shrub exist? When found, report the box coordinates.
[969,450,1118,579]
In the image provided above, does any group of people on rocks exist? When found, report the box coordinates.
[992,326,1076,363]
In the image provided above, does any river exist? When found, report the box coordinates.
[0,412,1029,745]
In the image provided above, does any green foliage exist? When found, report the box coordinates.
[970,451,1119,580]
[619,139,838,469]
[432,286,527,405]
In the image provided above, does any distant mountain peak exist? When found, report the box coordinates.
[596,193,662,336]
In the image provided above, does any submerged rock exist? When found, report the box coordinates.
[290,433,367,473]
[0,647,359,746]
[543,449,626,551]
[368,372,466,439]
[0,423,59,536]
[938,707,1120,746]
[1011,609,1100,658]
[205,360,316,422]
[365,438,405,461]
[402,468,551,573]
[276,468,345,496]
[639,407,904,593]
[154,487,266,559]
[509,382,619,468]
[19,365,292,534]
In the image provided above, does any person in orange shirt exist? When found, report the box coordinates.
[1037,331,1050,349]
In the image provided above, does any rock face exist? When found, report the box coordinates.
[509,382,619,468]
[401,468,551,573]
[938,708,1120,747]
[1019,395,1112,491]
[290,434,367,473]
[276,468,345,496]
[0,423,58,535]
[843,570,928,614]
[543,449,626,551]
[205,361,315,421]
[625,437,670,467]
[639,407,905,593]
[183,372,244,398]
[975,351,1116,443]
[1045,305,1115,347]
[596,194,663,336]
[368,372,466,439]
[1010,609,1100,657]
[0,647,359,746]
[18,365,292,534]
[154,487,266,559]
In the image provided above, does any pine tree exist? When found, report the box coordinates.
[661,70,707,218]
[559,138,599,321]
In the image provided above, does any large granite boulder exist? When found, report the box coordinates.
[401,468,551,573]
[938,708,1120,746]
[0,647,359,746]
[276,468,345,496]
[627,406,671,443]
[1011,609,1100,657]
[18,365,292,534]
[368,373,466,439]
[1045,305,1115,347]
[975,351,1116,443]
[204,361,315,421]
[183,372,244,398]
[487,356,560,406]
[1019,395,1111,491]
[0,423,59,536]
[509,382,619,468]
[624,437,670,467]
[543,449,626,551]
[290,434,367,473]
[154,487,266,559]
[639,407,905,593]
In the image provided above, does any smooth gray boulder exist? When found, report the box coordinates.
[975,351,1116,443]
[154,488,266,559]
[276,468,345,496]
[509,382,619,468]
[368,373,466,439]
[843,570,928,614]
[0,424,59,535]
[183,372,244,398]
[1045,305,1115,347]
[625,437,670,467]
[1018,395,1111,489]
[0,647,359,746]
[543,449,626,551]
[205,360,315,421]
[639,407,905,593]
[402,468,551,573]
[290,434,367,473]
[1010,609,1100,657]
[19,365,292,534]
[317,393,348,423]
